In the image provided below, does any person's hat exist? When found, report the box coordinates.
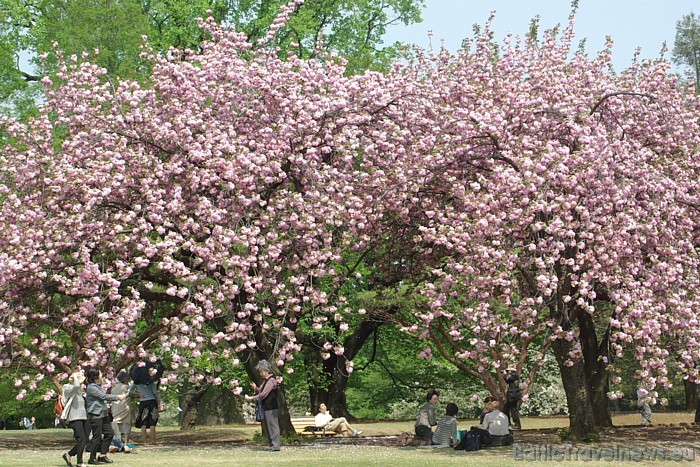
[72,371,86,384]
[117,370,128,384]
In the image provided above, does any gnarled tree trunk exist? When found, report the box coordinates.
[179,383,210,430]
[305,320,383,420]
[552,337,596,440]
[578,309,613,427]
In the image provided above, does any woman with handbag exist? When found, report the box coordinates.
[245,360,280,451]
[61,370,88,467]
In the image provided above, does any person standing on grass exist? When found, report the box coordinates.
[637,382,652,427]
[696,385,700,425]
[414,389,439,442]
[110,370,135,444]
[245,360,281,451]
[503,367,522,430]
[129,373,162,445]
[314,403,362,437]
[86,368,126,465]
[61,370,89,467]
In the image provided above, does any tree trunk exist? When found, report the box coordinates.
[577,310,613,427]
[547,253,597,439]
[208,315,295,436]
[552,337,596,440]
[685,379,697,411]
[307,350,353,420]
[179,383,210,430]
[588,370,611,427]
[306,320,383,421]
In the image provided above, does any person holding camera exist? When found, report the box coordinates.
[503,367,522,430]
[85,368,126,465]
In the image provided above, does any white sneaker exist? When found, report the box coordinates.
[353,430,363,437]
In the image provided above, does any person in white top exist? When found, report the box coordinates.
[482,401,513,446]
[637,382,652,427]
[314,403,362,437]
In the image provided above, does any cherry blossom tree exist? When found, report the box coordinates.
[396,16,700,439]
[1,2,699,442]
[0,1,424,419]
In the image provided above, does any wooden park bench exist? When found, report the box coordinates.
[290,416,339,437]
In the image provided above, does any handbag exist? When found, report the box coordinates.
[254,377,269,422]
[255,400,265,422]
[54,396,64,417]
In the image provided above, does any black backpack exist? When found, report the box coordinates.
[455,430,481,451]
[455,427,491,451]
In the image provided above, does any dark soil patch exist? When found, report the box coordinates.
[308,423,700,447]
[506,422,700,446]
[2,423,698,451]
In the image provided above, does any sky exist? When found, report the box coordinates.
[383,0,697,72]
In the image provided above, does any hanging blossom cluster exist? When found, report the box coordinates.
[397,15,700,397]
[0,2,699,400]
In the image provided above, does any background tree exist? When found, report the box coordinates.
[0,0,424,117]
[673,12,700,93]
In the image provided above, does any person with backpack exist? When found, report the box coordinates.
[503,367,522,430]
[60,370,89,467]
[86,368,126,465]
[128,359,165,445]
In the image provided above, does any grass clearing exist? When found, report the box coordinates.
[0,412,697,466]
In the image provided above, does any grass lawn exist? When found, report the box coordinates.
[0,412,697,466]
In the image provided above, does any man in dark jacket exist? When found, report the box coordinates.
[503,367,522,430]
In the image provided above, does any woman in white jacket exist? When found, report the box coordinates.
[61,371,88,467]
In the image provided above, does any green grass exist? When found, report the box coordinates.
[1,413,697,466]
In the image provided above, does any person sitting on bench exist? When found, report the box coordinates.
[314,403,362,437]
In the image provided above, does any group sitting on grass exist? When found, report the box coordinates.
[401,390,514,450]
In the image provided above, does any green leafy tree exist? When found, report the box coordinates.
[673,12,700,92]
[37,0,151,79]
[0,0,424,115]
